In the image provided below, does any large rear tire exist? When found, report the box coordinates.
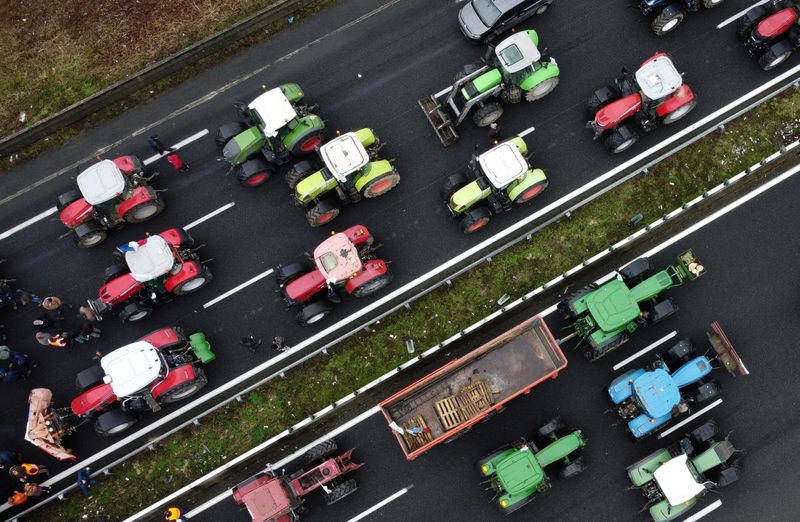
[157,367,208,403]
[558,455,587,480]
[472,102,503,127]
[75,365,106,393]
[441,173,469,202]
[737,6,767,37]
[302,439,338,463]
[324,479,358,505]
[103,263,130,283]
[276,262,311,286]
[57,190,82,211]
[651,10,684,36]
[758,40,794,71]
[285,160,317,189]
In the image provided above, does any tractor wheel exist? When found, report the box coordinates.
[651,10,684,36]
[646,298,677,325]
[604,126,640,154]
[306,201,341,227]
[689,419,721,446]
[119,302,153,323]
[56,190,82,211]
[297,301,333,326]
[324,479,358,506]
[350,272,393,298]
[702,0,724,7]
[500,493,537,515]
[172,266,213,295]
[103,263,130,283]
[74,221,108,249]
[237,163,275,188]
[687,379,721,404]
[662,100,697,125]
[157,367,208,403]
[558,455,587,480]
[711,461,743,488]
[536,416,566,440]
[75,365,106,393]
[302,439,338,464]
[215,122,247,149]
[285,160,317,189]
[361,169,401,198]
[662,338,696,373]
[558,284,598,319]
[758,40,794,71]
[513,180,547,203]
[500,85,523,104]
[585,332,629,362]
[737,6,767,37]
[123,198,165,223]
[534,1,552,15]
[94,409,138,437]
[459,207,492,234]
[454,63,481,83]
[276,262,311,286]
[173,228,195,249]
[619,257,654,283]
[525,77,559,101]
[472,102,503,127]
[440,173,470,202]
[289,130,326,156]
[587,85,619,119]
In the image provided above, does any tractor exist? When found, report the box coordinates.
[477,416,587,515]
[57,156,165,248]
[738,0,800,71]
[419,29,560,146]
[607,322,748,439]
[587,53,697,153]
[637,0,726,36]
[88,228,213,323]
[232,439,361,522]
[441,133,548,233]
[276,225,393,326]
[216,84,326,187]
[628,419,742,521]
[24,327,213,460]
[558,249,705,361]
[284,129,400,227]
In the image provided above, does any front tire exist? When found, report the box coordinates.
[459,207,492,234]
[524,77,559,101]
[350,272,393,298]
[74,221,108,249]
[662,100,697,124]
[604,126,640,154]
[94,409,138,437]
[472,102,503,127]
[306,201,340,227]
[297,301,333,326]
[172,267,213,295]
[361,169,401,198]
[289,130,325,156]
[651,11,684,36]
[123,198,165,223]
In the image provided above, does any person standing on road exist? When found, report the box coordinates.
[10,462,49,480]
[22,482,50,497]
[6,490,27,506]
[76,467,97,497]
[148,135,175,156]
[240,335,263,353]
[166,152,189,172]
[271,336,289,353]
[488,122,502,143]
[164,506,184,521]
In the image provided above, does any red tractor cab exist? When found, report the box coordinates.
[738,0,800,70]
[587,53,697,154]
[232,440,361,522]
[57,156,165,248]
[24,327,214,460]
[89,228,213,323]
[276,225,393,326]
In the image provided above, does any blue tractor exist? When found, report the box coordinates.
[638,0,726,36]
[607,322,747,439]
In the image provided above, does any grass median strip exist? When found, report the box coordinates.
[38,90,800,520]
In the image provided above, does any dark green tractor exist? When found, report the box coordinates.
[216,83,326,187]
[559,249,706,361]
[478,417,587,515]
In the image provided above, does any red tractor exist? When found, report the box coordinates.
[232,440,361,522]
[57,156,165,248]
[276,225,393,326]
[738,0,800,70]
[88,228,213,323]
[24,327,214,460]
[587,53,697,154]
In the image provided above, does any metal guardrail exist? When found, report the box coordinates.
[8,63,800,522]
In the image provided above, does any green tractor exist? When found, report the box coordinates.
[419,29,560,146]
[284,128,400,227]
[216,83,326,187]
[628,419,741,521]
[478,417,587,515]
[559,249,706,361]
[441,131,547,233]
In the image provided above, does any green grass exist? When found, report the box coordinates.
[32,83,800,521]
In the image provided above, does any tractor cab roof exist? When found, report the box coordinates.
[313,232,363,283]
[248,88,299,138]
[635,55,683,101]
[125,235,175,283]
[100,341,163,397]
[478,141,528,189]
[632,368,680,418]
[653,454,705,506]
[585,278,640,331]
[496,447,544,496]
[77,160,126,205]
[319,132,370,183]
[495,31,541,74]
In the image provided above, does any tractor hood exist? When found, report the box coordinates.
[294,170,337,204]
[223,127,263,165]
[450,180,489,214]
[496,448,544,496]
[584,278,640,332]
[458,2,490,41]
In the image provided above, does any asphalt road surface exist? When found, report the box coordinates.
[195,150,800,521]
[0,0,791,505]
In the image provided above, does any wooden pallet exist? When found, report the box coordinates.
[401,416,434,451]
[434,380,495,431]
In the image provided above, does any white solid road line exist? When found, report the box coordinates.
[183,202,234,230]
[347,487,412,522]
[658,399,723,440]
[202,267,274,309]
[142,129,210,166]
[612,331,678,371]
[518,126,535,138]
[717,0,768,28]
[683,500,723,522]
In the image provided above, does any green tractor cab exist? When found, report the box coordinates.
[216,83,326,187]
[478,417,587,515]
[285,128,400,227]
[419,29,560,146]
[441,133,547,233]
[559,249,706,361]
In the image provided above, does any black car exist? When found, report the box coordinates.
[458,0,553,43]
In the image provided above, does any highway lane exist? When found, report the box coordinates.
[0,0,791,500]
[195,149,800,522]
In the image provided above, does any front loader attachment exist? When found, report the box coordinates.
[707,321,749,376]
[418,95,459,147]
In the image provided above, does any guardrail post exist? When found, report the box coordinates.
[103,469,112,476]
[147,444,156,451]
[322,348,329,356]
[404,303,411,311]
[717,124,725,134]
[193,419,201,426]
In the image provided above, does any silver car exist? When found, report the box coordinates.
[458,0,554,43]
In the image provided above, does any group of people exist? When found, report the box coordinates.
[32,297,102,353]
[1,452,50,507]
